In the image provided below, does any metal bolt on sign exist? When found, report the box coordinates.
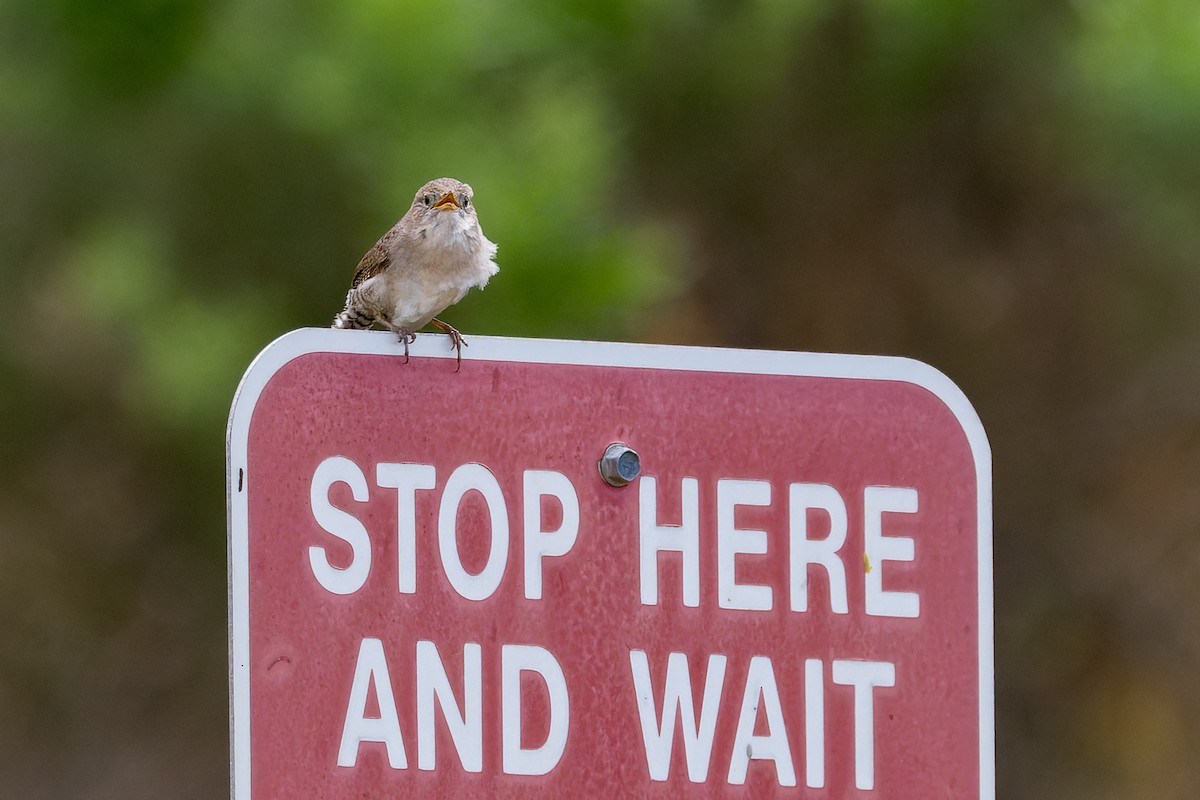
[598,442,640,487]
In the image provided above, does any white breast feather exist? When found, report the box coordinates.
[379,212,498,330]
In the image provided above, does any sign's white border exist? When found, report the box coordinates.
[226,328,994,800]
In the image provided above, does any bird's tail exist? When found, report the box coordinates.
[332,307,375,330]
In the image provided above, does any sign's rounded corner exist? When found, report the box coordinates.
[226,328,344,449]
[889,355,992,478]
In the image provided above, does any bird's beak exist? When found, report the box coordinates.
[433,192,461,211]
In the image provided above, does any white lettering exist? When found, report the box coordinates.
[639,476,700,607]
[438,464,509,601]
[337,638,406,769]
[716,479,773,611]
[728,655,796,786]
[522,470,580,600]
[376,463,436,594]
[309,456,372,595]
[416,641,482,772]
[804,658,825,788]
[832,659,896,790]
[629,650,727,782]
[863,487,920,618]
[789,483,848,614]
[502,644,570,776]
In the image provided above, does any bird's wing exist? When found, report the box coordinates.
[350,243,391,289]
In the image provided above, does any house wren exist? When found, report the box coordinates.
[332,177,499,369]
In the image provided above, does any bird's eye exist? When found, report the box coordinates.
[463,197,472,208]
[422,194,434,207]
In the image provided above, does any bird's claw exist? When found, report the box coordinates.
[375,317,417,363]
[397,328,416,363]
[377,316,466,371]
[430,318,467,372]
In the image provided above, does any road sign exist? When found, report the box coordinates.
[227,329,993,799]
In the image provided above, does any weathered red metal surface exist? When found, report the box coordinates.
[228,330,991,799]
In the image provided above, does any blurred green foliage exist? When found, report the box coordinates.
[2,0,1200,797]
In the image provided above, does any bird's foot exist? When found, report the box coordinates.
[375,318,417,363]
[396,328,416,363]
[430,318,467,372]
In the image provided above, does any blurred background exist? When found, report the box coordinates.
[2,0,1199,797]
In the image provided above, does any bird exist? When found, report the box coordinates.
[332,177,498,370]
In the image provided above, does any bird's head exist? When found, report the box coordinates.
[412,177,476,219]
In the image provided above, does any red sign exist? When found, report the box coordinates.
[227,329,993,799]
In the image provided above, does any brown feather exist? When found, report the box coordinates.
[350,242,391,289]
